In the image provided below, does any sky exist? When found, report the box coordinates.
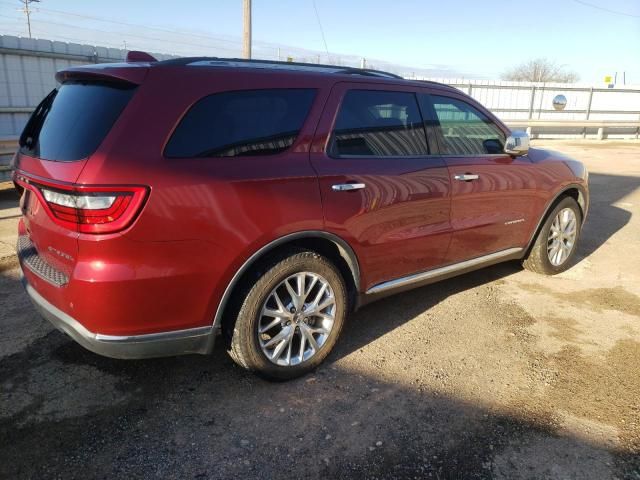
[1,0,639,83]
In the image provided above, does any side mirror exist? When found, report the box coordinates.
[504,131,530,156]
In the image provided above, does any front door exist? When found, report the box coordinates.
[421,93,537,263]
[310,83,452,291]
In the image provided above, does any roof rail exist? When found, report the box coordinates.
[157,56,404,79]
[334,67,404,79]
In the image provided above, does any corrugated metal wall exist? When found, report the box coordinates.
[0,35,175,138]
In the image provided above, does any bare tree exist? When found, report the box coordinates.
[502,58,579,83]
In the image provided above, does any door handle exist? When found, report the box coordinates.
[332,183,366,191]
[454,174,479,181]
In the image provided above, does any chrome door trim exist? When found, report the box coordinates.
[365,247,523,295]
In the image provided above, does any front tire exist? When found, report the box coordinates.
[522,196,582,275]
[228,250,347,380]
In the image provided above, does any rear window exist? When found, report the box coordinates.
[164,89,316,158]
[19,81,136,161]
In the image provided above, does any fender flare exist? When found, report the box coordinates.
[525,183,588,253]
[211,230,361,330]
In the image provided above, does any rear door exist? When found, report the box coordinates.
[420,93,537,263]
[310,82,451,291]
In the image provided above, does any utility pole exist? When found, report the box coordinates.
[242,0,252,59]
[19,0,40,39]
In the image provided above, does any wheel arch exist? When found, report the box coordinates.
[525,184,587,254]
[212,231,361,335]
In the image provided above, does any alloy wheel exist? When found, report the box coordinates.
[258,272,336,366]
[547,207,578,266]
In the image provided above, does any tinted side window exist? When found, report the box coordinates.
[331,90,428,157]
[19,82,136,161]
[427,95,505,155]
[165,89,316,158]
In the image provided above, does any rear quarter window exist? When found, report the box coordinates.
[164,89,316,158]
[19,81,136,162]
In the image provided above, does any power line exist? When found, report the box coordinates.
[312,0,330,59]
[570,0,640,18]
[0,2,441,75]
[0,11,340,63]
[0,14,242,55]
[0,24,131,50]
[0,0,243,47]
[0,0,338,58]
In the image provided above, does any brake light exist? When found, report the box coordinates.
[15,174,148,234]
[41,186,147,233]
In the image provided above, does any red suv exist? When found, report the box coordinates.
[13,55,588,379]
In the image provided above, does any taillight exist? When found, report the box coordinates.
[40,185,147,233]
[15,174,148,234]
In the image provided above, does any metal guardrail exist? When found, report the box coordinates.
[0,117,639,162]
[0,138,17,153]
[0,46,122,65]
[0,115,638,174]
[504,120,640,139]
[0,107,34,114]
[0,139,16,182]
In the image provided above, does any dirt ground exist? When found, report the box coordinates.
[0,141,639,479]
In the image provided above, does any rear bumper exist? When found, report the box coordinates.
[21,275,216,359]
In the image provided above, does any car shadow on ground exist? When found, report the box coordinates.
[0,287,637,479]
[577,172,637,260]
[1,172,639,478]
[0,187,19,213]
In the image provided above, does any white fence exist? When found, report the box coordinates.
[417,78,640,139]
[1,35,639,140]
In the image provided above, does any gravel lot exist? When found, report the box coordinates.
[1,141,639,479]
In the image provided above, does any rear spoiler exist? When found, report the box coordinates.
[55,63,150,85]
[55,51,160,85]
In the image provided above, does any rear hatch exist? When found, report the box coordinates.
[14,65,145,282]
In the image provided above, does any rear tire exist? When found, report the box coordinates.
[228,249,347,381]
[522,196,582,275]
